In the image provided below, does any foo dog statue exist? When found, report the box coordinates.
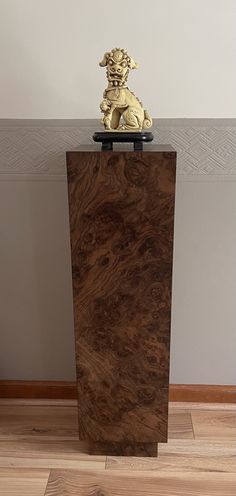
[99,48,152,131]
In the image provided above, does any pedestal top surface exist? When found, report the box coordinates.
[66,144,176,153]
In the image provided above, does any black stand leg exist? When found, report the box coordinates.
[102,142,113,151]
[134,141,143,151]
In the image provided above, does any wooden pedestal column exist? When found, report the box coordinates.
[66,145,176,457]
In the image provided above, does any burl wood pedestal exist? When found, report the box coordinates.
[66,145,176,457]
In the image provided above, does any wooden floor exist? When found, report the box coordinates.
[0,399,235,495]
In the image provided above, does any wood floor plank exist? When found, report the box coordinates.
[0,399,235,409]
[0,400,235,495]
[106,439,236,472]
[171,402,236,411]
[44,469,236,496]
[0,405,78,437]
[0,404,193,441]
[168,409,194,439]
[0,468,49,496]
[0,457,106,471]
[191,410,236,440]
[0,438,93,458]
[0,439,106,470]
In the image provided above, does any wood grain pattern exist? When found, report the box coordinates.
[170,402,236,411]
[106,439,236,472]
[44,469,236,496]
[0,401,235,495]
[0,404,78,438]
[0,401,193,442]
[66,147,176,455]
[168,409,194,439]
[0,439,106,470]
[88,440,157,457]
[191,410,236,440]
[0,468,49,496]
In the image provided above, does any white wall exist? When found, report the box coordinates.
[0,0,235,119]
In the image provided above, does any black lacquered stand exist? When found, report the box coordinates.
[93,131,154,150]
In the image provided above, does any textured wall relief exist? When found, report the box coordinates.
[0,120,235,179]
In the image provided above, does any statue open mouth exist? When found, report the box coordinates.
[108,73,123,80]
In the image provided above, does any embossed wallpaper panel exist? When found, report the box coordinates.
[0,119,236,179]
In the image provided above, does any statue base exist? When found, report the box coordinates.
[93,131,154,151]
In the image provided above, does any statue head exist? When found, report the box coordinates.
[99,48,138,87]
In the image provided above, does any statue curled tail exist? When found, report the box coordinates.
[143,110,152,129]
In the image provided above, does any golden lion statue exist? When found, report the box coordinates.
[99,48,152,131]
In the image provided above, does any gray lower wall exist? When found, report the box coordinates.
[0,119,236,384]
